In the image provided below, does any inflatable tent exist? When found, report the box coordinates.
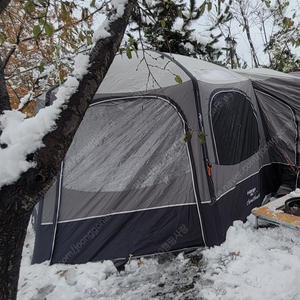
[32,51,298,264]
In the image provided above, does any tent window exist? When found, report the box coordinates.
[62,97,191,192]
[210,91,259,165]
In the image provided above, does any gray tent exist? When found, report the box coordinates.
[235,68,300,190]
[32,51,299,264]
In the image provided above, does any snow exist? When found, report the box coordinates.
[182,9,192,19]
[92,0,129,43]
[73,54,91,80]
[0,49,92,189]
[184,42,194,52]
[111,0,128,16]
[200,217,300,300]
[192,69,238,81]
[171,17,184,31]
[213,41,223,50]
[94,0,107,9]
[92,20,111,43]
[190,31,213,46]
[18,208,300,300]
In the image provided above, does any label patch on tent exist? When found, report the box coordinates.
[246,187,260,206]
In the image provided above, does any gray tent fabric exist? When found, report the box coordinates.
[234,68,300,190]
[235,69,300,167]
[32,51,300,264]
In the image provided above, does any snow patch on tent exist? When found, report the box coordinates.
[192,68,238,82]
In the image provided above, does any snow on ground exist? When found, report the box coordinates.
[18,212,300,300]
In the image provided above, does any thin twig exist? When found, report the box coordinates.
[2,23,23,68]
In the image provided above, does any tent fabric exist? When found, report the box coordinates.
[234,68,300,191]
[32,51,300,264]
[234,69,300,168]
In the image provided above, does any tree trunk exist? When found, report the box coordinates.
[0,206,32,300]
[0,56,10,113]
[0,0,136,299]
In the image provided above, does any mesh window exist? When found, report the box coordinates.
[210,91,259,165]
[63,97,190,192]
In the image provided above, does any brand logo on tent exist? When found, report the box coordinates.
[246,187,260,206]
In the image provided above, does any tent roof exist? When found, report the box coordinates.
[234,68,296,81]
[96,51,248,95]
[290,71,300,78]
[168,53,247,84]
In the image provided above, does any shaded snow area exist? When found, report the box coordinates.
[19,214,300,300]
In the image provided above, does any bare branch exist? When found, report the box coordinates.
[2,23,23,69]
[21,4,107,43]
[236,0,259,67]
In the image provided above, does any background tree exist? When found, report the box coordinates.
[0,0,96,116]
[262,0,300,72]
[209,0,300,71]
[128,0,232,62]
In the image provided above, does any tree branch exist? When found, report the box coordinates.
[2,23,22,69]
[237,0,259,67]
[21,5,108,43]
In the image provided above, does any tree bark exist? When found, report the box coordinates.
[0,56,10,114]
[0,0,137,299]
[0,208,31,300]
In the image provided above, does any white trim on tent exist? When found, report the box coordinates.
[200,161,295,204]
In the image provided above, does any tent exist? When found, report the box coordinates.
[234,68,300,191]
[32,50,299,264]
